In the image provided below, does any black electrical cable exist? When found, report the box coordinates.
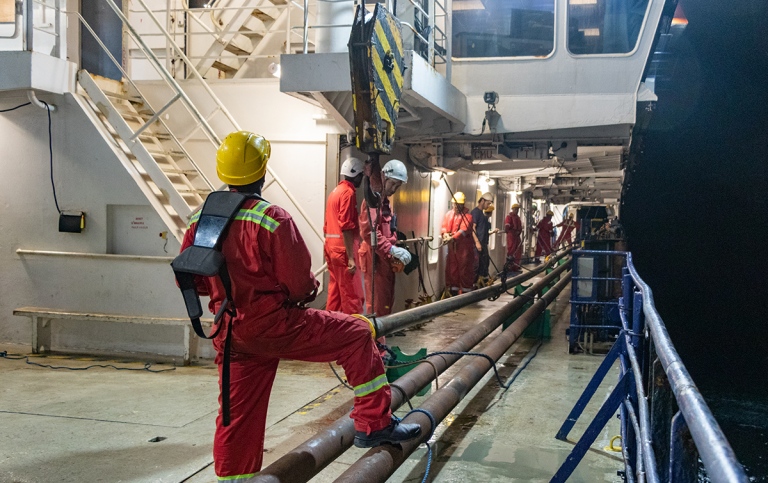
[0,102,31,112]
[0,351,175,373]
[41,100,62,214]
[328,362,354,390]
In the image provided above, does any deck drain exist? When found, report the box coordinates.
[148,436,167,443]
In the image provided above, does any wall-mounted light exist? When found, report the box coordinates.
[268,63,281,78]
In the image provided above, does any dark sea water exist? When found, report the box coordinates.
[621,0,768,479]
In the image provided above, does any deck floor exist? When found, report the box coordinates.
[0,277,622,483]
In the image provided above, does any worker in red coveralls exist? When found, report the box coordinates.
[179,132,419,481]
[358,159,411,319]
[504,203,523,273]
[441,191,476,295]
[324,157,365,314]
[535,209,555,262]
[554,212,578,249]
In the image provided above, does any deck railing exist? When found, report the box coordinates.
[553,250,747,483]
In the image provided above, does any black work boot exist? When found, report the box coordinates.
[354,418,422,448]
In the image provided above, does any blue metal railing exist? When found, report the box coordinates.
[552,250,747,483]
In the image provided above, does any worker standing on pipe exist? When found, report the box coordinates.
[179,133,419,480]
[471,192,494,286]
[358,159,411,318]
[324,157,365,314]
[441,192,476,295]
[504,203,523,272]
[535,210,555,262]
[554,212,578,248]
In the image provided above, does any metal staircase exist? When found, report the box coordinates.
[180,0,315,79]
[65,0,325,248]
[75,71,214,241]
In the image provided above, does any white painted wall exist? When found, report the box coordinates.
[0,91,187,356]
[0,79,341,360]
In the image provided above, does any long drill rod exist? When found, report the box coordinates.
[335,273,573,483]
[253,260,571,483]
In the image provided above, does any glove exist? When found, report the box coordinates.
[390,246,412,265]
[441,232,452,243]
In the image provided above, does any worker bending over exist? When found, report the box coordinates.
[324,157,365,314]
[504,203,523,272]
[358,160,411,317]
[554,212,578,249]
[441,191,476,295]
[179,133,419,480]
[471,192,494,285]
[535,209,555,262]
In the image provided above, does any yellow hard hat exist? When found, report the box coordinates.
[452,191,466,204]
[484,203,495,214]
[216,131,271,186]
[511,203,520,210]
[546,210,554,216]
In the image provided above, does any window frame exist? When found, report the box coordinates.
[565,0,655,58]
[451,0,559,62]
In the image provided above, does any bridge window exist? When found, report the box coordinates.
[452,0,555,58]
[567,0,649,55]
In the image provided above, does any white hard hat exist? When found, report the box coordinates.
[340,157,364,177]
[480,192,493,202]
[382,159,408,183]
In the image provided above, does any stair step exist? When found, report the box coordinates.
[239,25,265,38]
[163,168,201,175]
[103,91,143,104]
[212,60,238,74]
[224,42,252,57]
[148,149,185,158]
[271,0,287,4]
[138,132,172,142]
[252,8,276,22]
[177,187,212,194]
[88,74,125,97]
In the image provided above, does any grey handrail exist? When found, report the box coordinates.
[625,253,748,483]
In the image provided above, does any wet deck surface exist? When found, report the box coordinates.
[0,277,621,482]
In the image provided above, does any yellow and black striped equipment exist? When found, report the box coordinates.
[348,4,404,155]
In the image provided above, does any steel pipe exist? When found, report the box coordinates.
[254,260,571,483]
[375,248,571,337]
[334,274,573,482]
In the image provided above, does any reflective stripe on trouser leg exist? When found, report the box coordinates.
[353,374,389,397]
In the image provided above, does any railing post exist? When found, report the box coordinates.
[53,0,61,57]
[622,266,632,319]
[303,0,309,54]
[669,412,698,482]
[427,0,435,65]
[632,291,644,350]
[24,0,33,51]
[445,0,451,81]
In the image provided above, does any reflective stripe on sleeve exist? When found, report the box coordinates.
[353,374,389,398]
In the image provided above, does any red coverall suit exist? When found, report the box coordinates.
[504,211,523,270]
[359,197,397,316]
[535,216,555,256]
[324,179,364,314]
[181,199,391,480]
[555,218,578,248]
[441,207,477,292]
